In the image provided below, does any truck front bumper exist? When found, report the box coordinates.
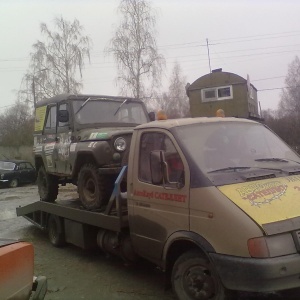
[210,252,300,292]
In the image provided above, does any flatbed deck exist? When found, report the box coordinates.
[16,166,128,233]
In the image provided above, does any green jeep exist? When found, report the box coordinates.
[34,94,153,210]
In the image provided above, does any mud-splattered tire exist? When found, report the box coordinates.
[48,214,65,247]
[9,178,18,188]
[172,250,228,300]
[78,164,115,210]
[37,166,58,202]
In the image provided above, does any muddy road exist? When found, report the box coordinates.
[0,184,299,300]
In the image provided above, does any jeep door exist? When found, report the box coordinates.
[128,130,190,261]
[43,104,57,173]
[55,103,72,175]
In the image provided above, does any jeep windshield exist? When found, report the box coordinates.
[173,121,300,185]
[72,99,148,125]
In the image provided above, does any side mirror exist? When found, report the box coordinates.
[58,110,69,123]
[148,111,155,122]
[150,150,164,185]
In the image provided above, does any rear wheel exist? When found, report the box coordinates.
[37,166,58,202]
[172,250,228,300]
[78,164,115,210]
[9,178,18,188]
[48,214,65,247]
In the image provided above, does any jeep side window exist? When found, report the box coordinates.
[45,105,57,132]
[58,103,69,128]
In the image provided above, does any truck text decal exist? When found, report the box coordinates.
[236,181,287,207]
[134,189,186,203]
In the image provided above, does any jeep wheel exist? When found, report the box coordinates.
[37,166,58,202]
[78,164,114,210]
[172,250,229,300]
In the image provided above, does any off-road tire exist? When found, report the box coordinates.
[48,214,65,247]
[37,166,58,202]
[172,250,228,300]
[78,164,115,210]
[9,178,18,188]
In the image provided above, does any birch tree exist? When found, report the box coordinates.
[22,17,91,104]
[107,0,165,99]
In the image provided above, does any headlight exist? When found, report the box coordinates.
[248,234,296,258]
[114,137,126,152]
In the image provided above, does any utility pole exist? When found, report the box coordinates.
[206,38,212,73]
[31,68,47,107]
[32,77,36,108]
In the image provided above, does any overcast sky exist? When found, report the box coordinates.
[1,0,300,113]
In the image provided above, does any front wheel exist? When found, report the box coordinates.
[9,178,18,188]
[37,166,58,202]
[77,164,115,210]
[172,250,228,300]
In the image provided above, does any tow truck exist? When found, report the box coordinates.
[17,116,300,299]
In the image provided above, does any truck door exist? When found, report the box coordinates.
[128,130,190,260]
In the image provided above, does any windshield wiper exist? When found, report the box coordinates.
[75,97,91,115]
[255,158,288,163]
[114,99,128,116]
[255,157,300,164]
[208,166,285,174]
[208,167,251,173]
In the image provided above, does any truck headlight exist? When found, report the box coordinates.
[114,137,126,152]
[248,233,297,258]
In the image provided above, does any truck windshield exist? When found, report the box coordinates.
[174,122,300,183]
[72,99,148,125]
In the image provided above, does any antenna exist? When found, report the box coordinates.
[206,38,212,73]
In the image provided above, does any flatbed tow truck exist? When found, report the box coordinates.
[17,117,300,300]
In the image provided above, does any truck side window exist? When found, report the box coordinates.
[139,132,184,185]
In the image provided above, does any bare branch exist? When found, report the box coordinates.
[106,0,165,99]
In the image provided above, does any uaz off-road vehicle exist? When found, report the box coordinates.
[33,94,153,210]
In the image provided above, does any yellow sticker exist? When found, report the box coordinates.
[34,106,47,132]
[218,175,300,226]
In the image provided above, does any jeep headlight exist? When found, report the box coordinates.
[114,137,126,152]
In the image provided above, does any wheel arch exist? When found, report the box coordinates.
[163,231,216,287]
[73,151,97,180]
[35,155,44,171]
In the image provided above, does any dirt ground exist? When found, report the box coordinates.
[1,184,300,300]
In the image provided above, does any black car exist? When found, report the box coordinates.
[0,160,36,188]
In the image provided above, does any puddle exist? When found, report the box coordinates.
[0,208,16,221]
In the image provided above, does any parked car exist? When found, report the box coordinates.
[0,160,36,188]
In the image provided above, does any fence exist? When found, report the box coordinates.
[0,146,34,164]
